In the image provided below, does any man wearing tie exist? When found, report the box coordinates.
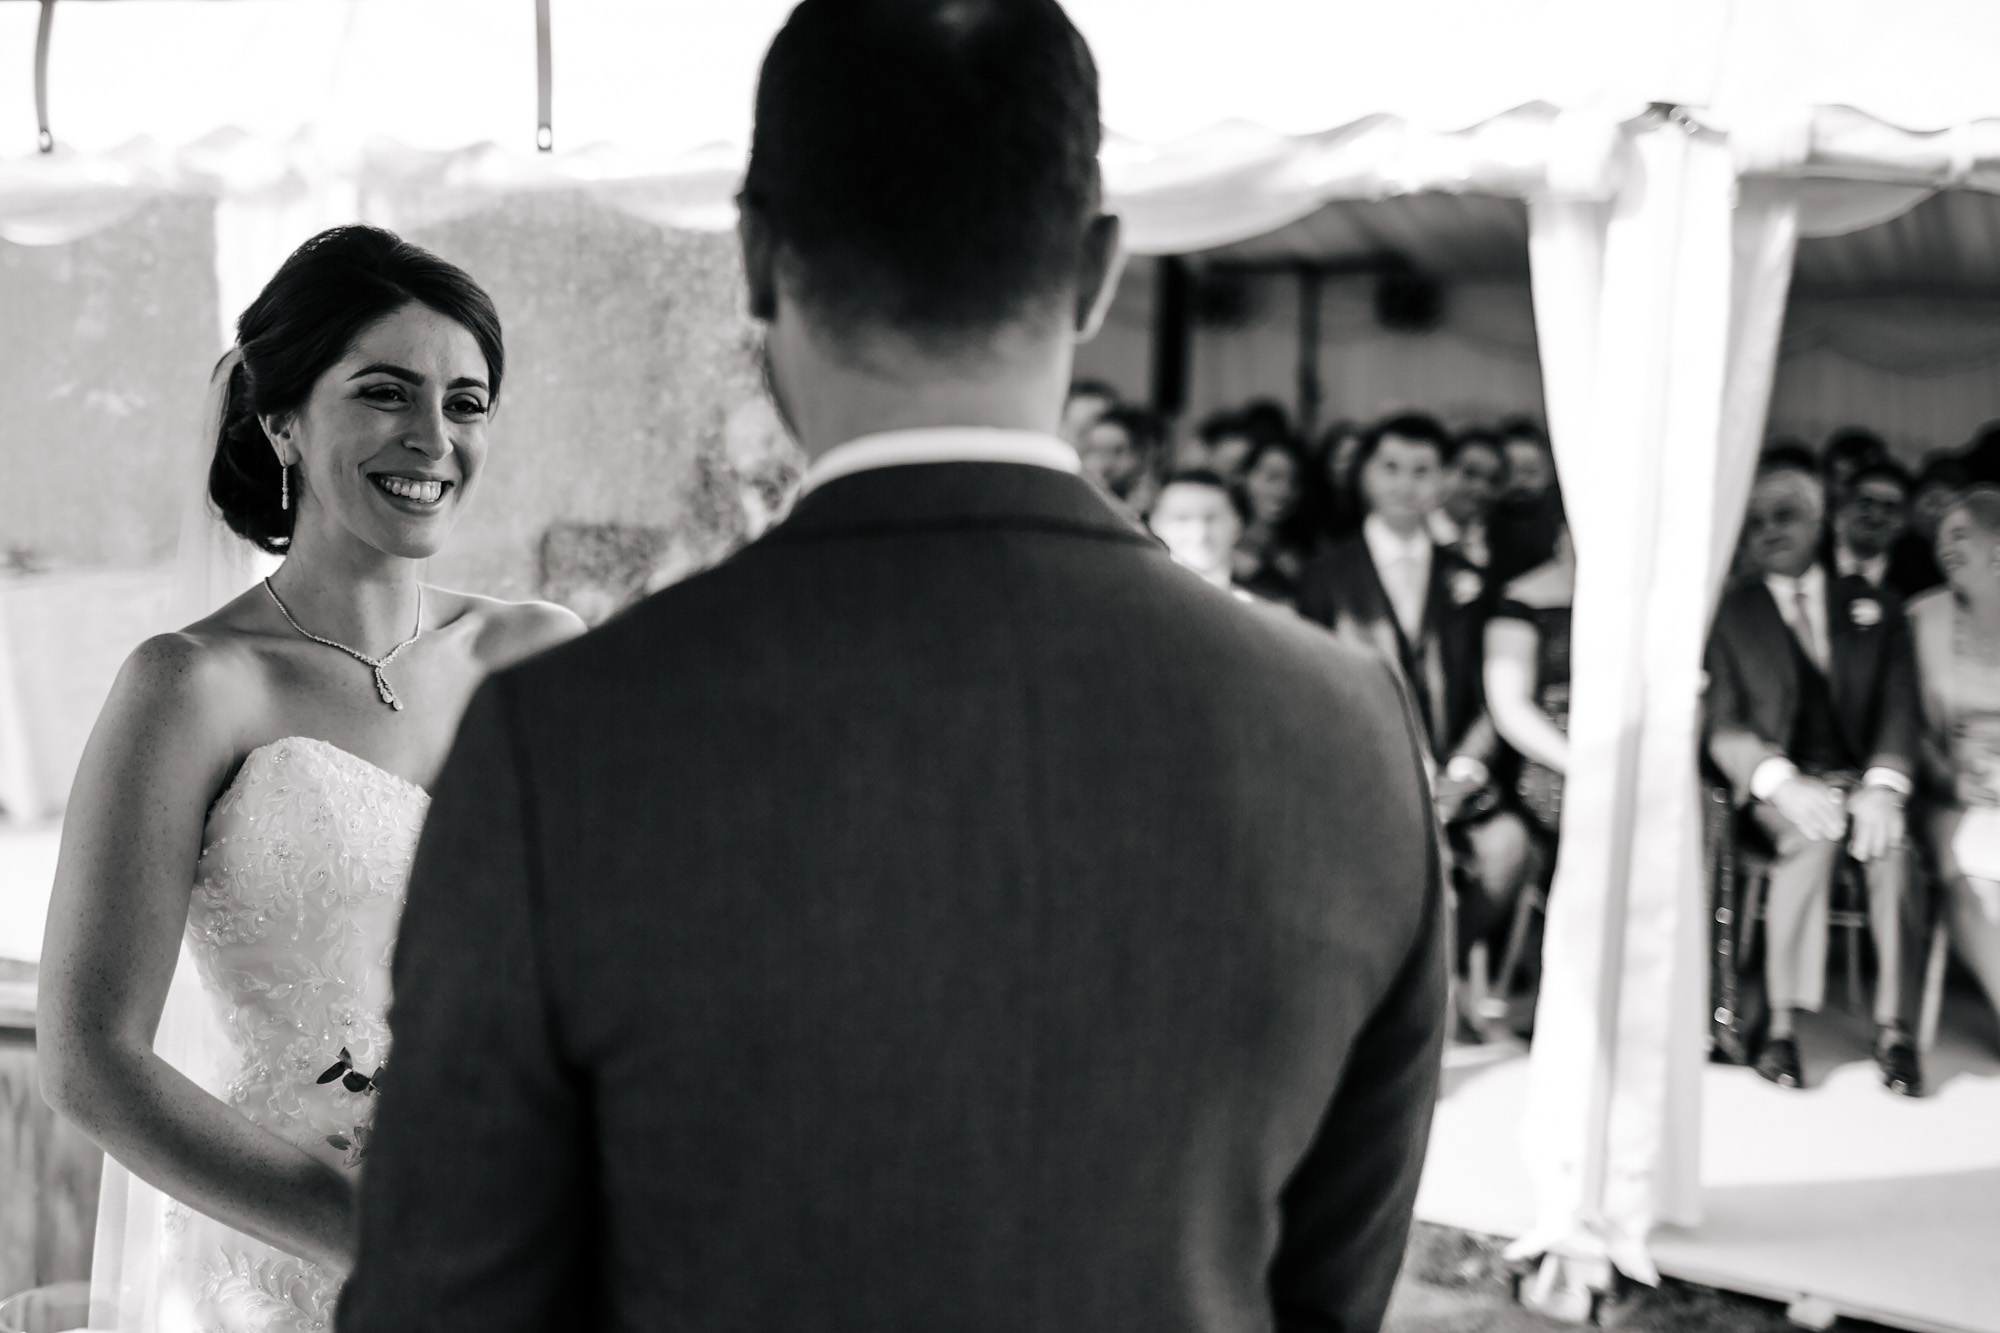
[1705,456,1928,1095]
[1298,414,1531,982]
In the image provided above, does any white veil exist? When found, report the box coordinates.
[86,348,279,1332]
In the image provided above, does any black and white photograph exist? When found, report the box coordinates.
[2,3,1999,1331]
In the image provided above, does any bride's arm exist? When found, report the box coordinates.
[1484,616,1569,774]
[37,634,359,1273]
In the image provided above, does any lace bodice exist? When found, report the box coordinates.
[167,736,429,1330]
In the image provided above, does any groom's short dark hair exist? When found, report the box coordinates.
[742,0,1101,342]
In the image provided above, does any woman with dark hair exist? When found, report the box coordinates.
[1232,437,1310,603]
[1293,418,1366,550]
[38,225,584,1329]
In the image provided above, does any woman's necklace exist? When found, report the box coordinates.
[263,577,424,711]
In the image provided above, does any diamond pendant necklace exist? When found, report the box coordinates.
[264,577,424,711]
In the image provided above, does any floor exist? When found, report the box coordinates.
[1417,988,2000,1333]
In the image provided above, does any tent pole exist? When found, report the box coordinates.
[535,0,554,152]
[35,0,56,154]
[1151,256,1191,422]
[1296,265,1322,442]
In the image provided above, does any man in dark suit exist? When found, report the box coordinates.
[339,3,1445,1330]
[1705,456,1927,1096]
[1296,414,1533,969]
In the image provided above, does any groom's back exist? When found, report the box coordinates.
[343,5,1441,1329]
[502,461,1442,1330]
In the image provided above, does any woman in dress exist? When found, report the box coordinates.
[1231,438,1310,605]
[37,225,584,1331]
[1906,487,2000,1041]
[1484,517,1572,846]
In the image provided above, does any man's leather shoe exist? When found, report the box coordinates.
[1754,1035,1803,1088]
[1875,1028,1923,1098]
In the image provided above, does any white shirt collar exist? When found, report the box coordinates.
[797,427,1081,498]
[1764,563,1825,600]
[1834,543,1888,587]
[1364,514,1434,568]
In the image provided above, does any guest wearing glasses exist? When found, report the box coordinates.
[1704,456,1927,1096]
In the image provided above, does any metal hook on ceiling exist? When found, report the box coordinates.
[35,0,56,153]
[535,0,553,152]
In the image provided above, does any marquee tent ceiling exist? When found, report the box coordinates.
[7,0,2000,161]
[1196,187,2000,300]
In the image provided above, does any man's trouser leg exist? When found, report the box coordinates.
[1865,844,1927,1029]
[1752,802,1838,1014]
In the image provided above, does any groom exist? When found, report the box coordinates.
[340,2,1444,1329]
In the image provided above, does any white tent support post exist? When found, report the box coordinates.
[1509,111,1800,1308]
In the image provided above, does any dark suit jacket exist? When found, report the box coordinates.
[341,463,1446,1333]
[1702,570,1921,805]
[1294,533,1498,772]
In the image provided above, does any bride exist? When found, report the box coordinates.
[36,224,584,1332]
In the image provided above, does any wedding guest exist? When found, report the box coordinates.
[1194,407,1257,478]
[1963,421,2000,487]
[1297,414,1533,962]
[1830,459,1912,590]
[1896,452,1966,597]
[1151,469,1253,596]
[1078,403,1161,516]
[1703,456,1927,1095]
[1060,376,1118,446]
[1233,438,1310,603]
[1486,511,1572,847]
[1761,438,1818,475]
[1907,488,2000,1045]
[1240,397,1296,448]
[1299,418,1367,550]
[1821,425,1890,499]
[344,3,1444,1329]
[1430,428,1507,571]
[1490,417,1561,582]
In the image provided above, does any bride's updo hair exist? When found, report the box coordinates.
[210,224,505,553]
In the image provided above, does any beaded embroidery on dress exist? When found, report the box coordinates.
[151,736,428,1332]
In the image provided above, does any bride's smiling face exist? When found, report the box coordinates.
[266,302,494,561]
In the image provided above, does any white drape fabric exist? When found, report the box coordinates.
[1511,120,1799,1282]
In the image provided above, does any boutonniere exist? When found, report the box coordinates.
[1850,598,1883,628]
[1450,569,1485,606]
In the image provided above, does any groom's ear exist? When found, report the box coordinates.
[737,195,780,324]
[1073,213,1125,344]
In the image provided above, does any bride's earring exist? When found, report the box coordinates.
[280,463,290,511]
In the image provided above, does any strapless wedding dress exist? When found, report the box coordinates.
[88,736,429,1333]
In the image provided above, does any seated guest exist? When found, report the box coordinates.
[1904,488,2000,1051]
[1300,418,1368,550]
[1821,425,1890,499]
[1190,408,1257,479]
[1060,377,1118,446]
[1150,469,1261,601]
[1430,428,1508,571]
[1963,421,2000,487]
[1233,438,1310,603]
[1896,453,1966,598]
[1078,403,1162,518]
[1486,512,1573,844]
[1704,456,1927,1095]
[1298,414,1532,968]
[1830,459,1917,593]
[1489,417,1562,582]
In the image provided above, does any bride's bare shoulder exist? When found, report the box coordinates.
[430,587,587,673]
[109,608,278,755]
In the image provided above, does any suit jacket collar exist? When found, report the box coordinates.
[797,427,1081,497]
[767,460,1156,548]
